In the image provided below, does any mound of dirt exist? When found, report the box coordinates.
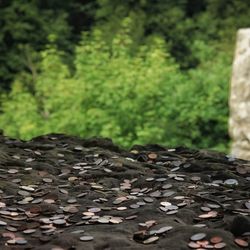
[0,134,249,250]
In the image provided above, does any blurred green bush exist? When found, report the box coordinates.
[0,18,230,151]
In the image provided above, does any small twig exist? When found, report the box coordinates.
[223,197,250,202]
[192,194,250,214]
[192,194,226,210]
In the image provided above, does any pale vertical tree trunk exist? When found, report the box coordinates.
[229,28,250,160]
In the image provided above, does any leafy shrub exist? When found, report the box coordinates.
[0,19,231,151]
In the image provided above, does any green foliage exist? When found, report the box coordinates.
[1,0,250,151]
[0,21,230,151]
[95,0,250,68]
[0,0,96,89]
[170,44,231,152]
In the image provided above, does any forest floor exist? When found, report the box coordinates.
[0,134,249,250]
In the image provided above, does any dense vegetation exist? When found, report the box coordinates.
[1,0,250,151]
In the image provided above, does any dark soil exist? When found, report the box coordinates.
[0,134,249,250]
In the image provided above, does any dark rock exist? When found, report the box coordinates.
[229,215,250,236]
[0,134,249,250]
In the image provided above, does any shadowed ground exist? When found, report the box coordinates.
[0,134,249,249]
